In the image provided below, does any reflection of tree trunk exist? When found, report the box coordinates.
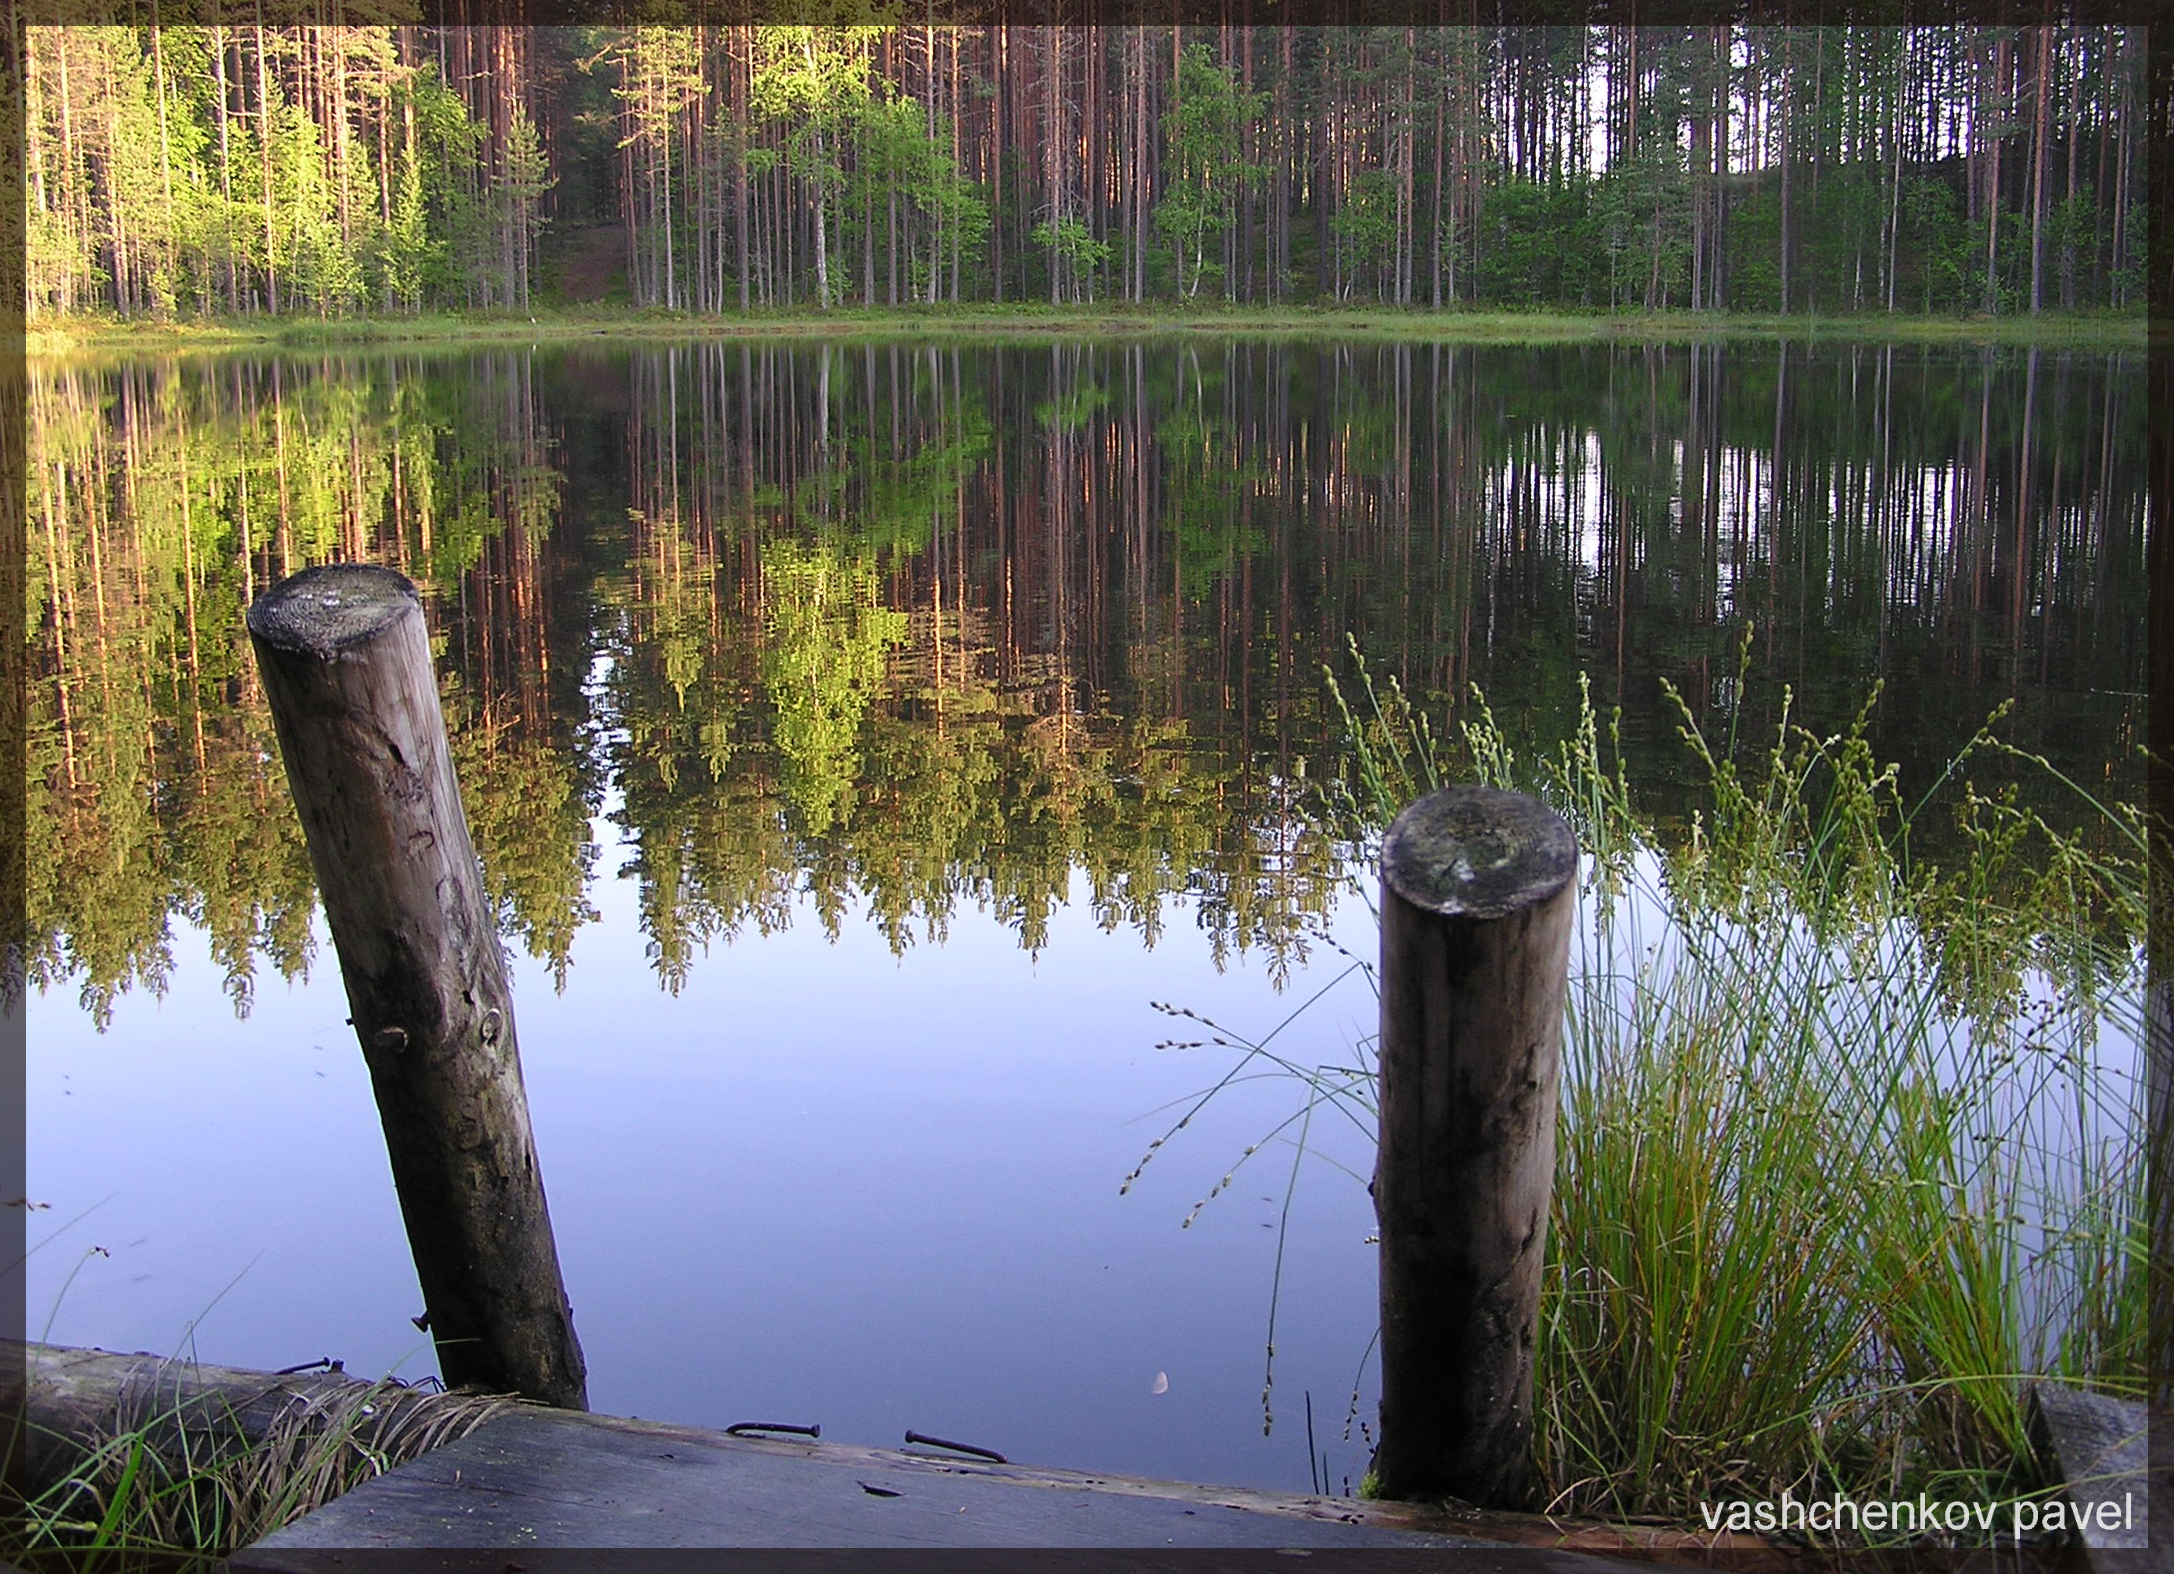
[1877,344,1893,674]
[1966,350,1993,679]
[2011,348,2037,684]
[179,443,206,771]
[272,363,292,577]
[40,440,77,789]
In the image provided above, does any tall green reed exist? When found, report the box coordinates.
[1144,633,2145,1525]
[1356,638,2144,1516]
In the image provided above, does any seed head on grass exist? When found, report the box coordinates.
[1138,633,2144,1537]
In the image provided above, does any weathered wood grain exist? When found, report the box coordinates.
[232,1406,1647,1557]
[1,1340,511,1502]
[2027,1382,2150,1557]
[1373,786,1577,1510]
[248,565,584,1409]
[5,1341,385,1500]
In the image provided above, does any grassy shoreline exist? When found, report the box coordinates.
[28,301,2150,358]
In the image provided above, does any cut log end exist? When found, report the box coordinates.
[1381,786,1576,920]
[246,563,421,657]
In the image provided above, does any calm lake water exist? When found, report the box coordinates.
[25,336,2148,1495]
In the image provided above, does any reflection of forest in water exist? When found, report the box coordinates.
[29,339,2148,1024]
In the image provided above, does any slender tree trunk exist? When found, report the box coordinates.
[2060,29,2079,309]
[1047,27,1062,305]
[2109,38,2130,305]
[991,28,1004,303]
[212,26,238,311]
[810,130,830,309]
[2028,23,2050,314]
[1431,37,1445,309]
[1983,31,2008,313]
[333,26,353,256]
[733,29,750,311]
[1887,33,1905,313]
[151,14,176,315]
[1778,31,1794,312]
[256,16,279,315]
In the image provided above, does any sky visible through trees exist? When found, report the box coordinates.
[22,24,2150,321]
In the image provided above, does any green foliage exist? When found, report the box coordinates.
[845,90,990,306]
[1328,170,1399,298]
[1476,180,1598,307]
[1156,45,1266,302]
[23,26,2154,322]
[1031,218,1113,306]
[759,537,909,836]
[20,29,514,320]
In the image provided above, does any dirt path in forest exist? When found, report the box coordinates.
[548,224,626,304]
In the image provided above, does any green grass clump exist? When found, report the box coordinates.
[5,1370,517,1569]
[1342,638,2146,1524]
[1150,635,2144,1535]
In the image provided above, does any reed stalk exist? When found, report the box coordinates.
[1141,633,2146,1535]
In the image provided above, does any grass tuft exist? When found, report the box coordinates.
[7,1372,517,1567]
[1144,632,2146,1539]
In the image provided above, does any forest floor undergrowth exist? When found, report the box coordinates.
[27,302,2150,357]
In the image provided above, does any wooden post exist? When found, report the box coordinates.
[1373,785,1576,1508]
[249,564,587,1410]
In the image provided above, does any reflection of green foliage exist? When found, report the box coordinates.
[828,355,993,554]
[170,720,320,1019]
[26,354,560,1019]
[1034,381,1109,432]
[1156,396,1267,597]
[30,340,2146,1019]
[452,713,601,992]
[760,538,907,835]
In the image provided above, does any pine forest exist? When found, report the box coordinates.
[22,23,2151,324]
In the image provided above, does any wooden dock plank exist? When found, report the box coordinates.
[232,1407,1609,1556]
[2026,1382,2150,1557]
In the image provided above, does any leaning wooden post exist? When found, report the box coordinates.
[249,564,587,1410]
[1373,785,1576,1508]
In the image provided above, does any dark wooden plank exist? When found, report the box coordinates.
[232,1407,1593,1555]
[235,1551,1645,1574]
[2027,1382,2149,1556]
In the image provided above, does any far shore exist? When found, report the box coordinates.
[27,302,2152,358]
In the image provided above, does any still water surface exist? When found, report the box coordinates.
[26,337,2147,1494]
